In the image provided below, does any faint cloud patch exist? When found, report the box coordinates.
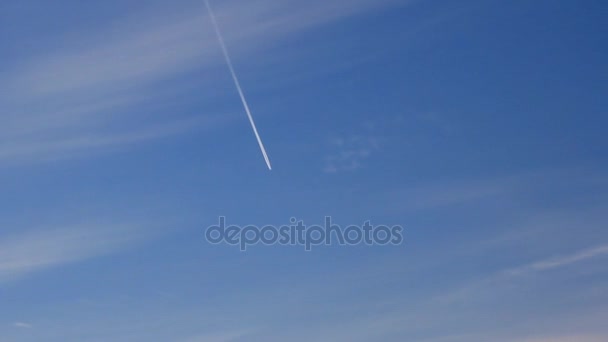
[324,134,381,173]
[0,222,154,283]
[503,244,608,277]
[433,241,608,305]
[0,0,404,167]
[13,322,33,329]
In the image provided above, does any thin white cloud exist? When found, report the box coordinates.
[324,135,380,173]
[434,241,608,306]
[7,0,403,98]
[0,115,227,166]
[0,223,148,283]
[505,244,608,276]
[12,322,33,329]
[384,167,608,213]
[1,0,402,166]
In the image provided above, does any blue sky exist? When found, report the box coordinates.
[1,0,607,341]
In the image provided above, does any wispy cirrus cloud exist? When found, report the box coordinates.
[504,244,608,276]
[12,322,33,329]
[324,133,381,173]
[1,0,403,166]
[0,223,150,283]
[0,115,227,165]
[433,240,608,306]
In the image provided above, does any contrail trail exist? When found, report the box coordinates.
[204,0,272,170]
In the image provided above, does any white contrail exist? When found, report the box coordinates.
[204,0,272,170]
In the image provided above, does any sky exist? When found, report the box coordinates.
[0,0,607,341]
